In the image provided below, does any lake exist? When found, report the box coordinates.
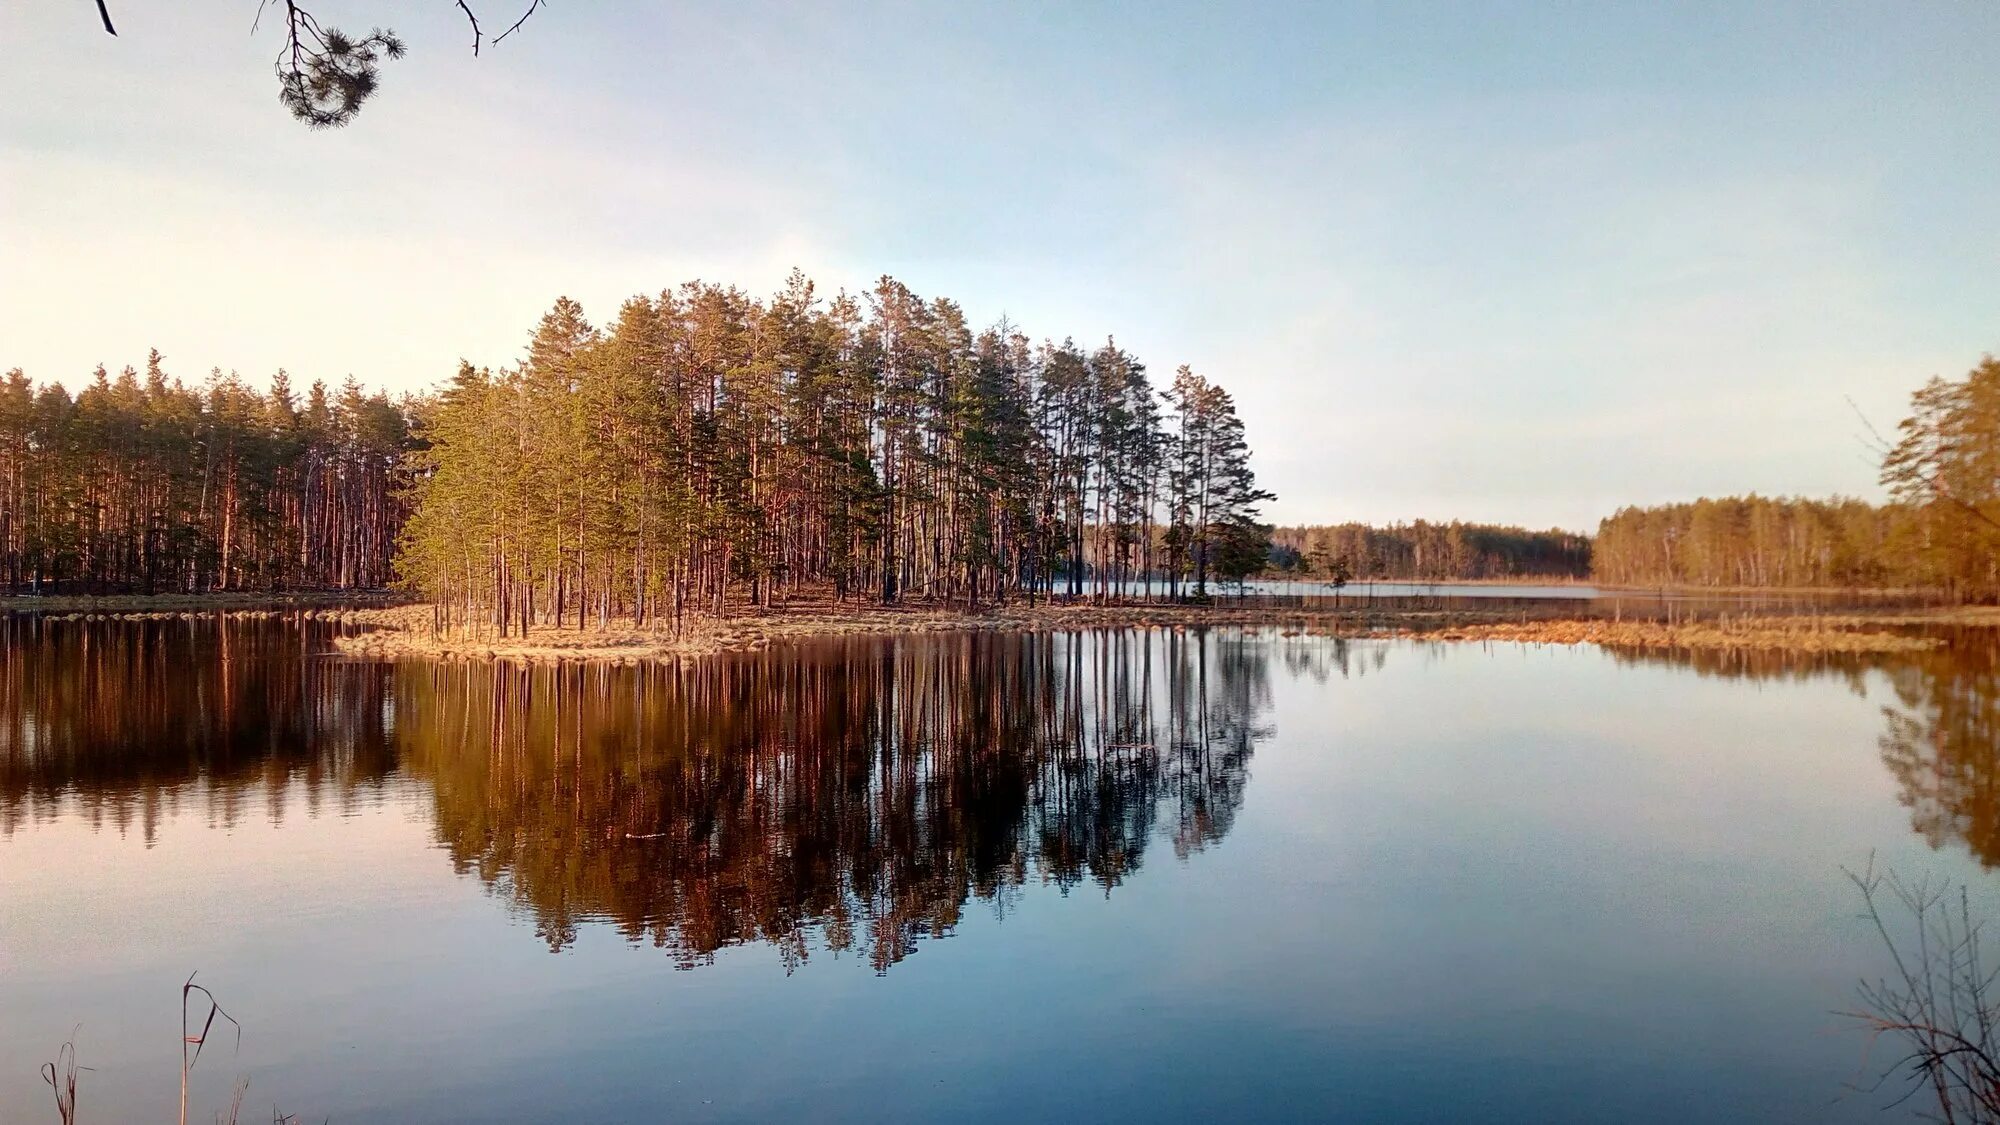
[1131,579,1942,619]
[1115,578,1610,599]
[3,615,1997,1122]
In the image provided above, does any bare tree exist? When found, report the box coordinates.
[1846,858,2000,1122]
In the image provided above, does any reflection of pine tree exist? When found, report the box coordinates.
[1877,642,2000,867]
[0,619,1287,970]
[395,630,1274,970]
[1277,637,1389,684]
[1585,638,2000,868]
[0,615,398,841]
[1602,643,1877,691]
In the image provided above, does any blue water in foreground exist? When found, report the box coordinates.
[2,619,1992,1122]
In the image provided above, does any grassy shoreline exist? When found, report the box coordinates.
[326,597,1967,663]
[0,590,1976,660]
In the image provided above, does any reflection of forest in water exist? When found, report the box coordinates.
[398,631,1275,968]
[20,615,1993,957]
[0,615,400,840]
[1605,633,2000,868]
[0,618,1346,970]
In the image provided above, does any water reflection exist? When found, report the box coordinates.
[0,619,1279,970]
[396,632,1270,969]
[1877,640,2000,867]
[17,612,1995,963]
[1600,641,1882,688]
[0,615,397,840]
[1604,633,2000,869]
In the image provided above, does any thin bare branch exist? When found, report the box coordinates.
[1845,860,2000,1122]
[493,0,546,46]
[455,0,483,56]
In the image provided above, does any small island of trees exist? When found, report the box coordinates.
[399,273,1273,634]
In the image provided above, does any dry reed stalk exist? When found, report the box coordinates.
[181,973,240,1125]
[40,1033,83,1125]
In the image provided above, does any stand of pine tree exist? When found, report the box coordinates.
[396,272,1274,636]
[10,337,1992,611]
[0,353,416,594]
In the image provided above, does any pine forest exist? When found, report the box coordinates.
[0,272,1274,625]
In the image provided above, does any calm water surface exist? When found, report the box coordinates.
[3,616,1998,1122]
[1160,578,1941,617]
[1119,578,1609,599]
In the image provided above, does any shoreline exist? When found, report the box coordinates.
[0,591,1977,661]
[327,598,1968,664]
[0,580,1965,611]
[1589,582,1961,599]
[0,590,403,615]
[1254,576,1593,587]
[1274,578,1962,598]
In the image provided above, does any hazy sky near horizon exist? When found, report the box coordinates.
[5,2,1997,530]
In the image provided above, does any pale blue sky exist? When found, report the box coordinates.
[4,1,1997,529]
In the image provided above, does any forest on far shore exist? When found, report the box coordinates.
[1274,357,2000,595]
[0,272,1272,619]
[2,313,1996,604]
[1267,522,1591,583]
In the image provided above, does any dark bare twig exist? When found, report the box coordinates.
[1844,857,2000,1122]
[493,0,546,46]
[455,0,483,55]
[1847,394,1898,460]
[1846,394,2000,538]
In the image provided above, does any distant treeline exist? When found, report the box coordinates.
[1267,357,2000,595]
[1596,358,2000,594]
[1267,521,1592,582]
[1593,494,1992,592]
[0,355,416,593]
[8,323,1993,601]
[1593,497,1900,588]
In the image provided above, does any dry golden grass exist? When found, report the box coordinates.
[326,595,1954,663]
[1,590,1959,660]
[332,601,1244,664]
[1408,616,1940,654]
